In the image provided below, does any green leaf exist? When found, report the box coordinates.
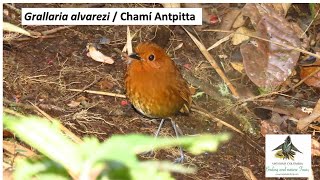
[14,158,70,180]
[102,133,230,156]
[4,113,230,180]
[4,114,82,173]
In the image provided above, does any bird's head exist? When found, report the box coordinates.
[127,42,172,71]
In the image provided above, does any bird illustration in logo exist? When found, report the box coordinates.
[272,136,302,160]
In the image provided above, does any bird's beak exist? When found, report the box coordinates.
[129,53,141,60]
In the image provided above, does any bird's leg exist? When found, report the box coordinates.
[142,118,166,157]
[170,119,185,163]
[154,118,166,138]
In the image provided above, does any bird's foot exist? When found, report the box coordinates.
[174,149,185,164]
[174,156,184,164]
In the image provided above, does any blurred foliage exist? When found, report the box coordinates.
[4,114,230,180]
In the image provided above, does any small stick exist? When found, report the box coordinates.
[41,26,75,36]
[207,34,233,51]
[67,89,126,98]
[4,108,25,118]
[300,7,320,38]
[65,77,102,101]
[203,29,320,59]
[183,26,239,97]
[285,67,320,92]
[29,102,83,144]
[191,107,244,135]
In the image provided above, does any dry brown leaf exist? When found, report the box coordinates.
[261,120,282,137]
[3,141,37,159]
[86,43,114,64]
[233,12,246,28]
[240,4,300,89]
[300,57,320,88]
[67,100,81,108]
[270,3,291,16]
[173,43,184,51]
[98,78,115,90]
[312,139,320,156]
[216,8,241,39]
[230,62,244,73]
[161,3,180,8]
[297,99,320,131]
[232,27,254,45]
[239,166,258,180]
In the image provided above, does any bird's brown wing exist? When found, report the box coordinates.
[170,69,192,114]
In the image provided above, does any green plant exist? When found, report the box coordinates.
[4,114,230,180]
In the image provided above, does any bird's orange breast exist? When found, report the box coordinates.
[125,42,191,118]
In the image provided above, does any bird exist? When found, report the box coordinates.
[125,42,191,162]
[273,136,302,160]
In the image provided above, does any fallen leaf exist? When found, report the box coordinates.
[161,3,180,8]
[98,78,114,90]
[297,99,320,131]
[230,62,244,73]
[240,4,300,89]
[232,27,254,45]
[239,166,258,180]
[216,8,242,39]
[67,100,81,108]
[271,3,292,16]
[233,12,246,28]
[173,43,184,51]
[312,139,320,156]
[3,141,37,160]
[260,120,282,136]
[76,96,87,102]
[300,57,320,88]
[3,129,14,138]
[86,43,114,64]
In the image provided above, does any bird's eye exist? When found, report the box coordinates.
[148,54,155,61]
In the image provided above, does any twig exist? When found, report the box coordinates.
[207,34,233,51]
[65,77,102,101]
[13,26,74,41]
[14,35,59,42]
[286,67,320,92]
[204,29,320,59]
[191,107,244,135]
[29,102,83,144]
[300,7,320,38]
[4,108,25,118]
[126,26,133,54]
[183,26,240,98]
[41,26,75,36]
[67,89,126,98]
